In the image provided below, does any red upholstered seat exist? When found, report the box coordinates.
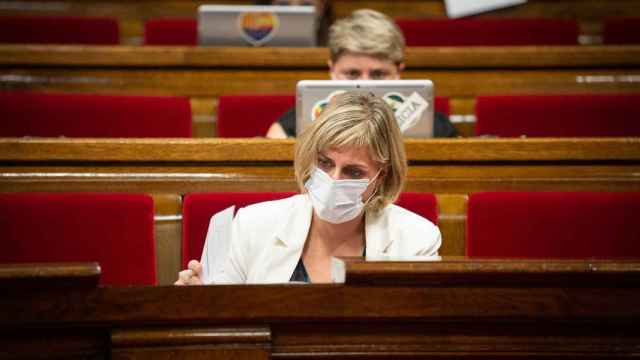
[396,18,578,46]
[434,96,450,116]
[0,91,192,137]
[217,95,295,138]
[0,193,156,285]
[182,192,296,268]
[475,94,640,137]
[395,192,438,225]
[603,17,640,44]
[466,192,640,258]
[0,16,119,44]
[144,18,197,45]
[182,192,438,268]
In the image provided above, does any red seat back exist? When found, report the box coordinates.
[434,96,450,116]
[144,18,197,45]
[466,192,640,258]
[396,18,578,46]
[217,95,295,138]
[0,91,192,137]
[475,94,640,137]
[395,192,438,225]
[603,17,640,44]
[182,192,296,268]
[0,193,156,285]
[0,16,119,44]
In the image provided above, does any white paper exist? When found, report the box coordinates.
[200,205,235,284]
[444,0,527,18]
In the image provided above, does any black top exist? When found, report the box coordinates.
[289,247,367,283]
[276,106,458,138]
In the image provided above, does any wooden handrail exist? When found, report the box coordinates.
[1,137,639,162]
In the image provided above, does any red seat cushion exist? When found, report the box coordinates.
[396,18,578,46]
[0,91,192,137]
[144,18,197,46]
[217,95,295,138]
[0,193,156,285]
[475,94,640,137]
[466,192,640,258]
[182,192,296,268]
[0,16,119,45]
[603,17,640,44]
[395,192,438,225]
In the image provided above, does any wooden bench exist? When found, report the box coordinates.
[1,137,639,283]
[2,259,640,358]
[2,44,640,137]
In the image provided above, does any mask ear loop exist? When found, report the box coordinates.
[362,167,384,207]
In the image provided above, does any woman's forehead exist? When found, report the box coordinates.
[320,145,378,165]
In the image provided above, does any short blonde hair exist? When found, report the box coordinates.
[328,9,405,65]
[294,91,407,213]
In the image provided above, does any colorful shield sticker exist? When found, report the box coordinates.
[238,11,279,46]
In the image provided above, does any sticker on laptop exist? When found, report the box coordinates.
[383,91,429,133]
[238,11,279,46]
[310,90,346,121]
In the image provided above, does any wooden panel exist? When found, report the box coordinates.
[152,193,182,285]
[2,260,640,358]
[112,327,270,360]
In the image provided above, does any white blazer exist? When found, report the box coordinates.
[215,194,441,284]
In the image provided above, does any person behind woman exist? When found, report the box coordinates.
[176,91,441,285]
[265,8,458,139]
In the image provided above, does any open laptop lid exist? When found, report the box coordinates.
[198,5,316,47]
[296,80,435,138]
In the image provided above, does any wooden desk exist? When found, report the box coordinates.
[2,45,640,136]
[1,0,638,44]
[2,259,639,359]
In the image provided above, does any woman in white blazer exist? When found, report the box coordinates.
[176,91,441,284]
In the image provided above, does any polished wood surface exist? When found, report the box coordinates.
[2,259,639,359]
[0,262,100,288]
[335,257,640,286]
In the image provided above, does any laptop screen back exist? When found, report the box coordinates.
[198,5,316,47]
[296,80,435,138]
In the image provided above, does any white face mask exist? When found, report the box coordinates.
[304,167,378,224]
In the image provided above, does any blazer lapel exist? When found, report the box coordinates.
[263,195,312,283]
[365,208,394,257]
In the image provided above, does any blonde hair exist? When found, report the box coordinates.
[294,91,407,213]
[328,9,405,65]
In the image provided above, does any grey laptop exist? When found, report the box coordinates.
[296,80,435,138]
[198,5,316,47]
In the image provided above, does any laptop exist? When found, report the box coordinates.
[198,5,316,47]
[296,80,435,138]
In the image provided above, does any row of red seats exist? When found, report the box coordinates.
[3,91,640,138]
[1,191,639,285]
[1,15,640,45]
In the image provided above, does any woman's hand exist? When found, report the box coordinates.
[174,259,204,285]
